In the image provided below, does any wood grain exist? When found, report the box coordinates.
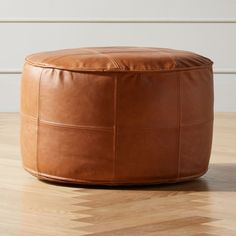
[0,113,236,235]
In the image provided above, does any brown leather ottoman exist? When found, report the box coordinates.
[20,47,214,186]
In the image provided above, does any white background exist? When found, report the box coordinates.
[0,0,235,111]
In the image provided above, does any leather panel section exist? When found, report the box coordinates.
[39,69,115,127]
[21,63,43,117]
[179,121,213,177]
[117,72,179,128]
[115,72,180,180]
[178,67,214,177]
[115,127,179,181]
[37,123,114,181]
[181,68,214,125]
[20,64,43,172]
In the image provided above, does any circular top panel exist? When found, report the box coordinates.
[25,46,213,72]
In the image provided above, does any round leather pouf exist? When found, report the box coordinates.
[20,47,214,186]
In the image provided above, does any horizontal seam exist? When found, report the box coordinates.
[21,113,213,130]
[25,61,213,73]
[39,120,113,132]
[21,113,113,132]
[117,119,213,130]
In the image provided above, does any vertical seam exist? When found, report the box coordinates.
[85,48,121,70]
[177,75,182,179]
[113,75,118,181]
[104,53,123,70]
[36,68,44,176]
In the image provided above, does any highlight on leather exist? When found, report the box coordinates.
[20,47,214,185]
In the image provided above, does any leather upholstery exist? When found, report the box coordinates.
[20,47,214,185]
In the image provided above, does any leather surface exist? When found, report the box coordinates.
[20,47,214,185]
[26,47,212,72]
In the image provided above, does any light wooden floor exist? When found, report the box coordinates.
[0,113,236,236]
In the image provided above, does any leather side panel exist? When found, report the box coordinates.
[37,70,115,181]
[115,72,180,181]
[39,69,114,126]
[37,123,114,181]
[20,64,43,171]
[179,67,214,177]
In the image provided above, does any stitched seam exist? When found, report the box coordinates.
[113,76,118,181]
[103,52,124,70]
[39,120,113,132]
[29,48,100,65]
[104,55,121,69]
[167,52,177,69]
[117,120,213,129]
[85,48,121,70]
[177,75,182,179]
[25,61,212,73]
[39,121,113,132]
[25,166,207,185]
[36,68,44,176]
[43,48,103,64]
[21,113,113,132]
[26,50,153,61]
[21,112,213,130]
[26,49,213,63]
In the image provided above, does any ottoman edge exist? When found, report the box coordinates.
[24,60,213,74]
[23,166,208,187]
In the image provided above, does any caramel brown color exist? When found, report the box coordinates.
[20,47,214,185]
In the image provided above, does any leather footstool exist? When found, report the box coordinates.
[20,47,214,185]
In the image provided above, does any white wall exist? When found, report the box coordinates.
[0,0,235,111]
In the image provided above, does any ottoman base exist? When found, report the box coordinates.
[24,166,208,186]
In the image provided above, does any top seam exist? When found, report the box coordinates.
[24,60,213,73]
